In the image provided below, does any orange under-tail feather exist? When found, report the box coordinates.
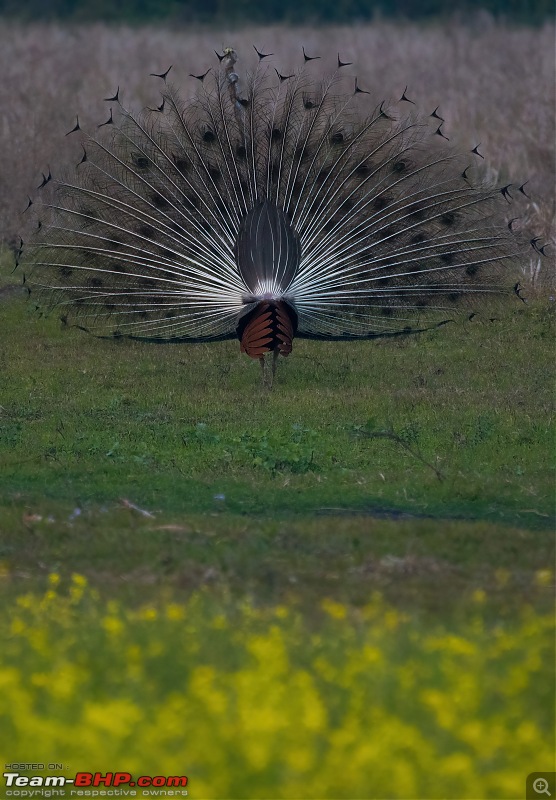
[239,301,296,359]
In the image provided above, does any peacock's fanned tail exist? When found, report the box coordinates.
[21,47,529,355]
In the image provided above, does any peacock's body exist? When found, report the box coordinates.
[20,46,528,379]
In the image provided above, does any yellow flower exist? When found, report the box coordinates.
[138,606,157,621]
[102,616,124,636]
[535,569,553,587]
[10,618,25,636]
[0,582,553,798]
[321,598,347,619]
[16,593,34,609]
[165,603,184,620]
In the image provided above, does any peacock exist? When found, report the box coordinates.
[19,46,531,385]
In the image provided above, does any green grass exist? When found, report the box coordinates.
[0,265,554,798]
[2,292,554,518]
[1,270,554,606]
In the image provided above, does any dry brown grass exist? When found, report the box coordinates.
[1,20,554,288]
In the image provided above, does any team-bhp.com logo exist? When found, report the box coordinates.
[3,771,188,796]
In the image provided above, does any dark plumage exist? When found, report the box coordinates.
[20,46,528,384]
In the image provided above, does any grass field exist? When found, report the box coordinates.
[1,251,555,797]
[0,18,555,800]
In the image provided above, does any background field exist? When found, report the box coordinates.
[0,20,555,800]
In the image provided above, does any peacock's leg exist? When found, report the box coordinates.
[272,348,280,380]
[258,352,277,390]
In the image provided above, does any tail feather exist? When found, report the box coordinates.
[22,48,527,346]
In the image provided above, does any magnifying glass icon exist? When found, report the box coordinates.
[534,778,552,796]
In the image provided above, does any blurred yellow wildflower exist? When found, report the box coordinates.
[321,598,347,619]
[0,581,552,800]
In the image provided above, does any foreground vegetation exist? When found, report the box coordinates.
[1,576,553,799]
